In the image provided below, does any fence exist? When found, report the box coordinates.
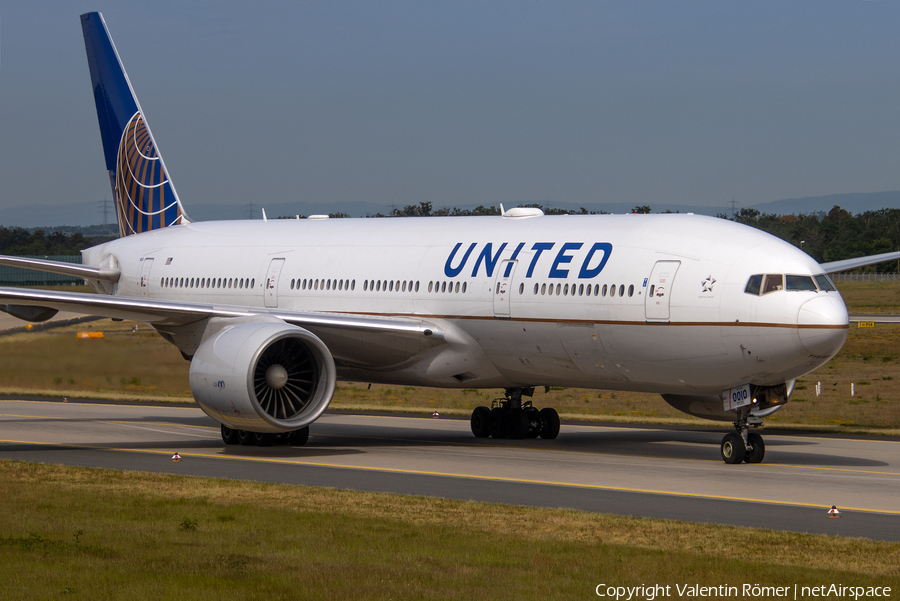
[0,255,84,286]
[830,272,900,283]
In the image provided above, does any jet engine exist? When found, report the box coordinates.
[189,319,336,433]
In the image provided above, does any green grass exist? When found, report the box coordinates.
[0,461,897,599]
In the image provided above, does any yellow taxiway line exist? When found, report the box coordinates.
[0,438,898,516]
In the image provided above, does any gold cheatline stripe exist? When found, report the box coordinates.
[335,311,848,330]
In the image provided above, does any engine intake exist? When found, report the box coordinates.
[189,319,336,432]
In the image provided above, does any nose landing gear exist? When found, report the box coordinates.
[470,387,560,440]
[721,407,765,464]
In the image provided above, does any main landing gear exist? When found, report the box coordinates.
[220,424,310,447]
[720,407,765,464]
[470,387,560,440]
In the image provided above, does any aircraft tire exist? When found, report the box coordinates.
[721,432,745,464]
[238,430,256,446]
[525,407,541,438]
[221,424,239,445]
[506,409,529,440]
[538,408,560,439]
[289,427,310,446]
[471,406,491,438]
[489,407,509,439]
[745,432,765,464]
[255,432,277,447]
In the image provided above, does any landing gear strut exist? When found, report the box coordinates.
[720,407,765,464]
[470,387,560,440]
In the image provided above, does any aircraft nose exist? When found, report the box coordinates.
[797,296,849,357]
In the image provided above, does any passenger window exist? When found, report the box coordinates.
[814,274,836,292]
[594,284,599,296]
[352,280,356,291]
[541,283,547,295]
[786,275,817,291]
[602,284,608,297]
[762,274,783,294]
[416,282,421,292]
[564,284,569,296]
[619,284,625,297]
[441,282,447,293]
[628,284,634,297]
[556,283,562,295]
[649,284,655,297]
[519,283,524,294]
[578,284,584,296]
[456,282,461,293]
[745,275,762,295]
[610,285,616,297]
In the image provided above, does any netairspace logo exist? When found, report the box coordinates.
[594,583,893,600]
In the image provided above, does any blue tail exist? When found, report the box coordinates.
[81,12,187,237]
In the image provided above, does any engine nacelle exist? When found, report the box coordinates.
[189,319,336,433]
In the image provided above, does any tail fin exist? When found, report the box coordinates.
[80,12,188,237]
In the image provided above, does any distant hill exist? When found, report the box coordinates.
[4,190,900,228]
[748,191,900,216]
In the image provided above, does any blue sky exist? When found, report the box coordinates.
[1,1,899,216]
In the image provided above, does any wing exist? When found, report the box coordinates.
[0,286,447,370]
[819,250,900,274]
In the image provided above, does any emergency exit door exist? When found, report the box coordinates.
[264,258,285,308]
[493,260,518,318]
[644,260,680,321]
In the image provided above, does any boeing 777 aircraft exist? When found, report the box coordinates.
[1,12,897,463]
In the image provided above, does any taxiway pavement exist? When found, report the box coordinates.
[0,399,897,541]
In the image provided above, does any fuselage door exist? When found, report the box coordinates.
[139,258,154,298]
[645,260,680,322]
[264,258,285,308]
[493,260,518,318]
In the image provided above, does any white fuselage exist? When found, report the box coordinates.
[83,213,849,396]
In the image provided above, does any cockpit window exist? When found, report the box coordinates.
[762,274,783,294]
[745,275,762,295]
[786,275,817,291]
[814,274,837,292]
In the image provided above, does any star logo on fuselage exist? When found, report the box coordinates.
[701,275,716,293]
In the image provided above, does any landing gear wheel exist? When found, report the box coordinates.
[255,432,277,447]
[745,432,765,464]
[221,425,239,445]
[721,432,745,464]
[489,407,509,439]
[238,430,256,446]
[470,406,491,438]
[289,427,310,446]
[524,407,541,438]
[538,407,560,439]
[506,409,529,440]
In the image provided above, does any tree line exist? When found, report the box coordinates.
[0,227,115,256]
[729,205,900,271]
